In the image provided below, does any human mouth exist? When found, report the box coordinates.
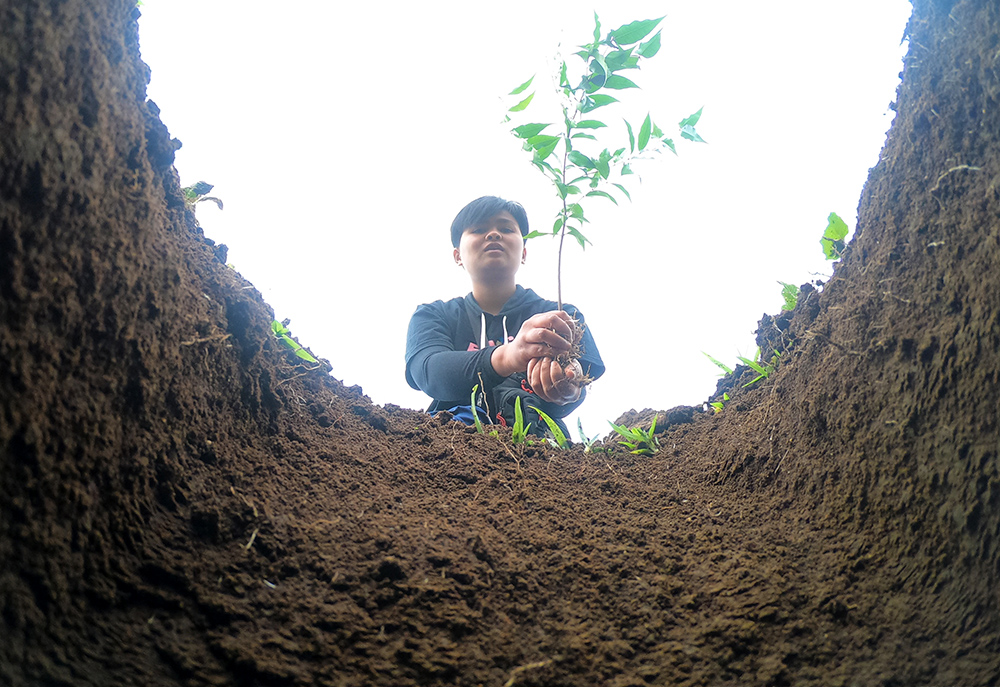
[484,243,504,253]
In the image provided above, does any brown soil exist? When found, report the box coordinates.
[2,0,999,685]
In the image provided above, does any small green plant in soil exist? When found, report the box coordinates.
[469,384,487,435]
[182,181,224,213]
[271,319,319,364]
[778,281,799,311]
[709,392,730,414]
[531,407,570,449]
[821,211,848,260]
[609,415,660,456]
[577,419,605,453]
[737,347,780,388]
[511,396,532,444]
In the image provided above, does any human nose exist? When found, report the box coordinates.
[486,228,502,240]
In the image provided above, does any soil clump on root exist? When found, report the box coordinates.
[1,0,1000,685]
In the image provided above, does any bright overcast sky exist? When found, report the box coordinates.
[137,1,911,437]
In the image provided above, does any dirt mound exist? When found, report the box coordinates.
[1,0,999,685]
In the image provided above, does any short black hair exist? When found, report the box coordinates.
[450,196,529,248]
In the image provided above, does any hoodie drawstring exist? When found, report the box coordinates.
[481,313,510,349]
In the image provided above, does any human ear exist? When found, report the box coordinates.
[453,247,462,266]
[521,246,527,264]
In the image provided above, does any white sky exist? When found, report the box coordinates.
[137,1,911,437]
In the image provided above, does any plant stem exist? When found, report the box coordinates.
[557,109,572,311]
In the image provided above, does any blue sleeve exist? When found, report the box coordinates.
[405,304,504,402]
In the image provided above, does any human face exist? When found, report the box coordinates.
[453,211,527,282]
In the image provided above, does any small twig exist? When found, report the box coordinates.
[929,164,981,194]
[180,333,231,346]
[244,527,259,550]
[504,659,555,687]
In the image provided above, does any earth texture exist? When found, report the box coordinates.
[2,0,1000,685]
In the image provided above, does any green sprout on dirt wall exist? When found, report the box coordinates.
[271,319,319,364]
[609,415,660,456]
[506,13,706,310]
[182,181,223,213]
[821,211,849,260]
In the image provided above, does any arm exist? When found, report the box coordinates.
[405,304,503,401]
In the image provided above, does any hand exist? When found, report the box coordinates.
[491,310,576,377]
[527,357,583,405]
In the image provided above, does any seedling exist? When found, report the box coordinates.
[609,415,660,456]
[709,392,730,413]
[531,407,570,449]
[703,352,734,376]
[820,212,848,260]
[271,319,319,364]
[470,384,486,435]
[506,13,706,311]
[182,181,224,212]
[577,418,605,453]
[737,347,780,387]
[511,396,532,444]
[778,281,799,311]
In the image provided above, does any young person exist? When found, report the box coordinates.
[405,196,605,435]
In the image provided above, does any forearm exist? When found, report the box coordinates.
[408,347,504,401]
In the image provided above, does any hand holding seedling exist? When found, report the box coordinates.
[528,357,584,404]
[491,310,575,378]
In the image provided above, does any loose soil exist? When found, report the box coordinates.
[1,0,999,685]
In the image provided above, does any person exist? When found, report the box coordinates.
[405,196,605,436]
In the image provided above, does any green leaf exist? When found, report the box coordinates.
[703,351,734,376]
[524,230,547,240]
[552,217,564,235]
[625,119,635,153]
[603,75,639,90]
[509,75,535,95]
[621,163,634,175]
[293,347,319,363]
[595,150,611,179]
[470,384,485,434]
[574,120,607,129]
[586,190,618,205]
[610,17,663,46]
[513,122,550,138]
[554,181,577,199]
[531,407,569,448]
[637,30,662,58]
[572,133,598,141]
[580,94,619,113]
[559,61,569,88]
[680,125,706,143]
[679,107,703,128]
[637,113,651,151]
[568,203,586,220]
[662,138,677,155]
[593,11,601,44]
[823,212,849,240]
[821,213,849,259]
[779,281,799,311]
[651,122,663,138]
[533,139,559,161]
[568,151,595,169]
[527,134,560,149]
[509,92,535,112]
[568,226,591,249]
[612,183,632,202]
[605,48,637,71]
